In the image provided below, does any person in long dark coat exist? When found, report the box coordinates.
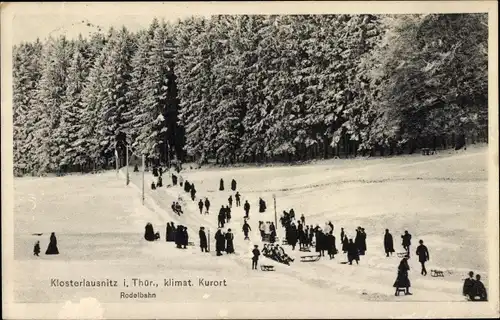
[360,228,367,255]
[228,195,233,208]
[218,206,226,228]
[170,222,176,242]
[244,200,250,218]
[172,173,178,185]
[199,227,208,252]
[308,225,314,245]
[340,228,345,242]
[215,229,225,256]
[184,180,191,193]
[144,223,158,242]
[393,256,412,295]
[204,198,211,214]
[259,198,266,213]
[297,222,305,249]
[225,229,235,254]
[175,225,183,248]
[415,240,429,276]
[347,239,359,265]
[198,199,204,214]
[401,231,412,257]
[342,235,349,253]
[300,214,305,225]
[235,192,241,207]
[463,271,475,299]
[166,223,171,242]
[328,221,334,233]
[470,274,488,301]
[269,223,276,243]
[219,178,225,191]
[151,181,156,190]
[327,231,337,259]
[315,230,326,257]
[226,206,232,223]
[354,227,362,253]
[157,176,163,188]
[288,224,298,250]
[231,179,237,191]
[190,186,196,201]
[384,229,395,257]
[182,227,189,249]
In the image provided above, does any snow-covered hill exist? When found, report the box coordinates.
[12,146,490,307]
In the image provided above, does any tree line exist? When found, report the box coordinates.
[12,14,488,175]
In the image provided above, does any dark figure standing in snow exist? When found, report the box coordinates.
[300,214,305,225]
[401,231,412,257]
[252,245,260,270]
[199,227,208,252]
[184,180,191,193]
[269,222,277,243]
[219,178,225,191]
[259,198,266,213]
[228,195,233,208]
[463,271,475,299]
[204,198,211,214]
[182,227,189,249]
[340,228,345,243]
[244,200,250,218]
[171,173,177,186]
[153,167,159,177]
[288,224,298,250]
[225,229,235,254]
[190,186,196,201]
[159,167,163,177]
[342,235,348,253]
[218,206,226,228]
[315,230,325,257]
[226,206,232,223]
[33,241,40,256]
[242,220,251,240]
[175,225,183,248]
[235,192,241,207]
[151,181,156,190]
[384,229,395,257]
[231,179,237,191]
[45,232,59,255]
[157,176,163,188]
[327,231,337,259]
[347,239,359,265]
[359,228,367,255]
[215,229,225,256]
[393,256,412,295]
[198,199,203,214]
[415,240,429,276]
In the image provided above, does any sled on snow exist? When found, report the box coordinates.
[431,269,444,277]
[397,252,408,258]
[260,265,275,271]
[299,247,311,252]
[394,287,408,296]
[187,241,195,246]
[300,255,321,262]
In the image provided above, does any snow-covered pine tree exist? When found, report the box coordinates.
[32,36,72,173]
[97,26,134,166]
[13,40,43,175]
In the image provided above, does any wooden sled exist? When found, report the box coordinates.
[187,241,195,246]
[299,247,311,252]
[430,269,444,277]
[260,265,275,271]
[395,287,407,296]
[397,252,408,258]
[300,255,321,262]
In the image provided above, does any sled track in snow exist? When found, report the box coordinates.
[200,176,485,194]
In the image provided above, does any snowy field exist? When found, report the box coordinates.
[13,146,489,305]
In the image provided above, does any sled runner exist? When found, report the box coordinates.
[299,247,311,252]
[397,252,408,258]
[430,269,444,277]
[300,255,321,262]
[260,265,275,271]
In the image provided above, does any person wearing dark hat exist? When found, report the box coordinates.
[463,271,475,299]
[384,229,395,257]
[393,255,412,295]
[252,245,260,270]
[199,227,208,252]
[415,240,429,276]
[225,229,235,254]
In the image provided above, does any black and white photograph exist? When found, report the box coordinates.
[1,1,499,319]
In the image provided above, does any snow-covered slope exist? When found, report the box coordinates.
[13,146,489,304]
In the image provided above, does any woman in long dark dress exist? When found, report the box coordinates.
[45,232,59,255]
[393,256,412,295]
[384,229,395,257]
[225,229,235,254]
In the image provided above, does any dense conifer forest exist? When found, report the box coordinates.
[12,14,488,175]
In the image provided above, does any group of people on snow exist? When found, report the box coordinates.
[463,271,488,301]
[33,232,59,256]
[214,228,235,256]
[262,244,294,265]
